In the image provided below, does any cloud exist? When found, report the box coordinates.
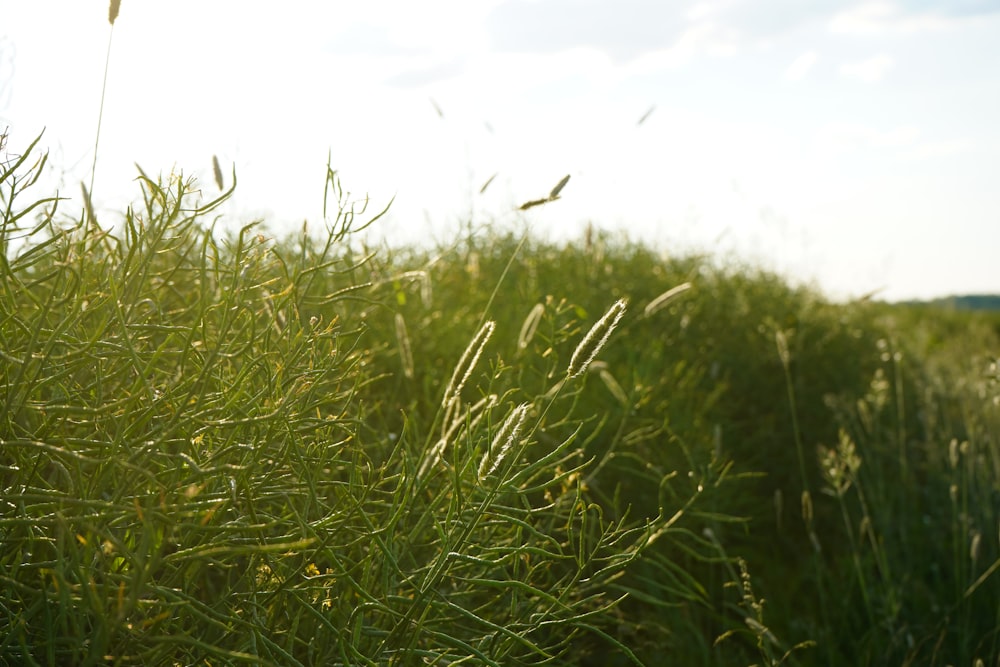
[624,21,741,74]
[384,61,467,87]
[831,2,914,34]
[907,138,975,159]
[839,54,894,82]
[486,0,740,68]
[828,1,996,35]
[815,122,920,152]
[897,0,1000,20]
[723,0,845,39]
[488,0,1000,58]
[685,0,738,21]
[323,22,417,57]
[784,51,818,81]
[487,0,686,61]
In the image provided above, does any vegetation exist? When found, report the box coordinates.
[2,128,999,666]
[904,294,1000,312]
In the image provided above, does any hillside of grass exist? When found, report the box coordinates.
[2,136,999,666]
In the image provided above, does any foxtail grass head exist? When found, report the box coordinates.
[395,313,414,380]
[442,320,495,411]
[517,303,544,352]
[478,402,531,480]
[212,155,224,191]
[644,282,691,317]
[567,298,627,378]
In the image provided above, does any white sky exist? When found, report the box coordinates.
[2,0,999,301]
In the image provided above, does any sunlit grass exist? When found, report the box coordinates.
[0,134,718,665]
[2,127,999,665]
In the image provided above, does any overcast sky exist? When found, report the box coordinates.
[2,0,999,301]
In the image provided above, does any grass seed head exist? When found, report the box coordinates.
[549,174,570,199]
[395,312,414,380]
[419,394,497,479]
[109,0,121,25]
[775,329,791,366]
[478,402,531,480]
[212,155,224,191]
[442,320,495,409]
[592,363,628,405]
[567,298,627,378]
[518,303,545,351]
[644,282,692,317]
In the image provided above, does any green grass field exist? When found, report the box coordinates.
[2,133,999,665]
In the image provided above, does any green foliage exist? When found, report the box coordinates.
[0,137,720,665]
[2,133,999,665]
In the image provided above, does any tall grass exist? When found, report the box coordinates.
[3,126,1000,664]
[12,3,1000,659]
[358,220,1000,664]
[0,135,726,665]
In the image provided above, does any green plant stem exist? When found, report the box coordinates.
[89,23,116,203]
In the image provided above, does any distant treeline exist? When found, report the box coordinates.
[902,294,1000,311]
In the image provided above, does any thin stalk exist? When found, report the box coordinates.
[88,16,117,202]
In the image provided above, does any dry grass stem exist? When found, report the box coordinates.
[429,97,444,118]
[637,105,656,126]
[479,172,498,194]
